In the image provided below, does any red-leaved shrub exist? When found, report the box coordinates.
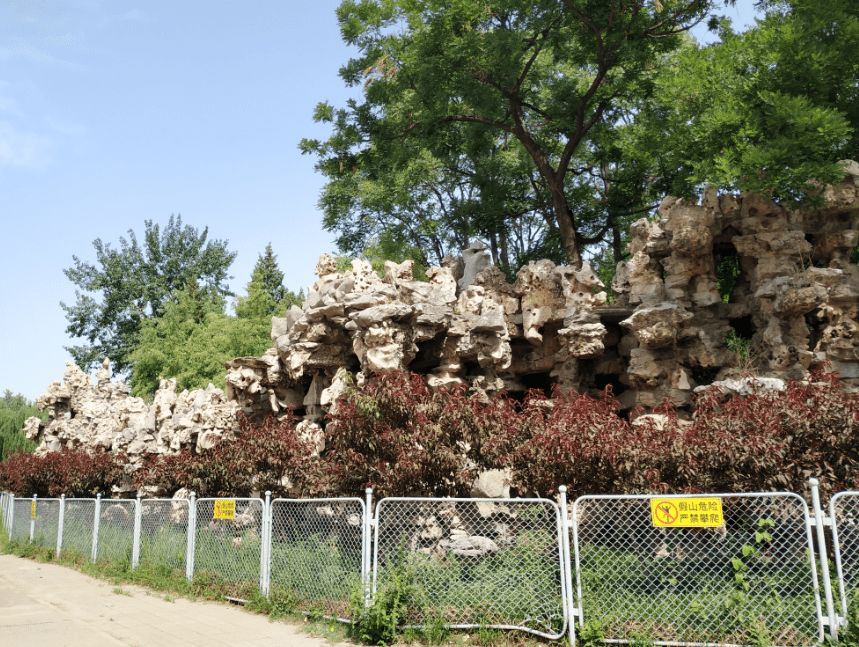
[320,371,507,498]
[134,411,319,498]
[484,367,859,500]
[7,367,859,501]
[0,446,128,497]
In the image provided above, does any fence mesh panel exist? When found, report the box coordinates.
[62,499,96,560]
[139,499,189,570]
[375,498,565,638]
[97,499,136,563]
[270,498,365,620]
[32,499,60,549]
[573,494,819,646]
[832,492,859,618]
[10,499,31,543]
[194,498,263,596]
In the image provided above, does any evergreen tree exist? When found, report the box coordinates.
[130,248,304,400]
[234,244,303,320]
[256,243,287,307]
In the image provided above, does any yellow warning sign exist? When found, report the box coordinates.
[31,501,36,520]
[213,499,235,520]
[651,497,724,528]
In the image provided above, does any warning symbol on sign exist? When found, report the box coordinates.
[213,499,236,520]
[651,497,724,528]
[653,501,679,525]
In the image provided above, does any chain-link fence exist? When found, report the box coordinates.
[139,498,189,570]
[194,498,264,597]
[61,499,96,561]
[0,492,11,529]
[10,497,32,543]
[374,497,567,639]
[831,491,859,621]
[572,493,821,646]
[31,498,60,550]
[269,497,366,620]
[96,498,136,563]
[5,485,858,644]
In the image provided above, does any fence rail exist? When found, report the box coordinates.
[4,481,859,646]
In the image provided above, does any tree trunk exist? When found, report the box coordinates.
[548,182,582,269]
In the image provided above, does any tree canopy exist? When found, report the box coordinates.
[130,245,303,399]
[61,215,236,376]
[0,391,45,461]
[304,0,857,279]
[645,0,858,202]
[302,0,725,270]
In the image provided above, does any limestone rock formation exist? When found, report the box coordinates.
[24,162,859,486]
[27,360,239,483]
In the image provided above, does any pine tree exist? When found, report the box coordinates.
[257,243,286,306]
[235,244,303,319]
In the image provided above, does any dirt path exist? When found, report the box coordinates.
[0,554,348,647]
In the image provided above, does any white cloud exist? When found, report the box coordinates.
[0,38,81,68]
[0,121,52,169]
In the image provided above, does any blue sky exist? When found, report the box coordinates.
[0,1,759,401]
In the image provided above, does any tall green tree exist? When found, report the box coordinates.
[304,0,722,269]
[129,282,256,398]
[0,391,46,461]
[62,215,237,376]
[645,0,858,202]
[234,244,303,319]
[130,247,304,400]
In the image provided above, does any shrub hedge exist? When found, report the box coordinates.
[2,367,857,500]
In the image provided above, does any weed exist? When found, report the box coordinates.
[577,620,605,647]
[840,591,859,647]
[423,611,450,646]
[349,555,420,646]
[112,587,131,596]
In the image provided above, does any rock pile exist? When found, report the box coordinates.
[26,360,239,467]
[25,162,859,478]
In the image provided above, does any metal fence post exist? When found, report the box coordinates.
[132,493,142,570]
[185,492,196,582]
[260,491,272,596]
[56,494,65,559]
[364,487,373,607]
[7,494,13,539]
[91,493,102,563]
[29,494,37,543]
[559,485,576,647]
[810,478,839,641]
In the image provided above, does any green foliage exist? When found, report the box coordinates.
[304,0,717,268]
[130,245,302,399]
[129,281,246,398]
[349,554,420,646]
[62,215,236,376]
[577,619,606,647]
[649,0,858,203]
[234,243,303,319]
[723,519,775,644]
[0,390,44,461]
[839,590,859,647]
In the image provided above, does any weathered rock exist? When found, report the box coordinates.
[470,469,511,499]
[27,166,859,484]
[449,535,499,557]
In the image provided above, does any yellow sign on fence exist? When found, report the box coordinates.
[650,497,724,528]
[213,499,236,520]
[31,501,36,520]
